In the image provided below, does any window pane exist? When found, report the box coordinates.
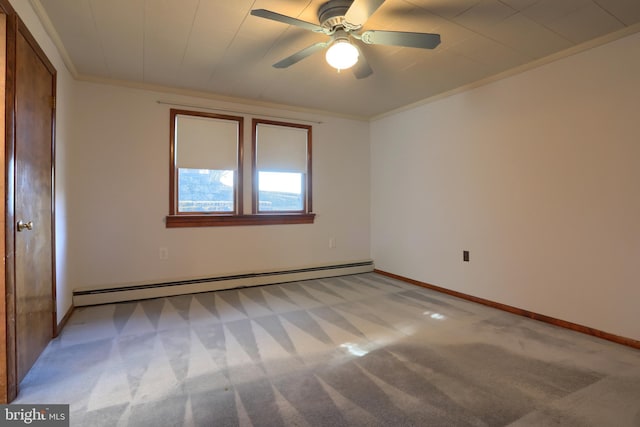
[178,169,234,212]
[258,171,303,212]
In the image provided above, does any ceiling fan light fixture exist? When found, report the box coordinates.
[325,39,359,71]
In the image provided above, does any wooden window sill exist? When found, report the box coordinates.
[166,213,315,228]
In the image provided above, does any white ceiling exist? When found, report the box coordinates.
[34,0,640,118]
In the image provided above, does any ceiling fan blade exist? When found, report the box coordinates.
[251,9,324,33]
[273,42,329,68]
[345,0,386,27]
[361,30,441,49]
[352,46,373,79]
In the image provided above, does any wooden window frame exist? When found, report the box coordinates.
[166,110,315,228]
[252,118,313,215]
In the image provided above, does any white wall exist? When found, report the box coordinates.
[9,0,75,323]
[371,32,640,341]
[68,82,371,290]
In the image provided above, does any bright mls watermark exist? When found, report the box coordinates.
[1,405,69,426]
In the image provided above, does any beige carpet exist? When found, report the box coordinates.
[15,273,640,426]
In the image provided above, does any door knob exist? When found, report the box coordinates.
[17,220,33,232]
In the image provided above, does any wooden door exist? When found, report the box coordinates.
[13,22,56,384]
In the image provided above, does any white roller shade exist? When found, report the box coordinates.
[176,115,238,170]
[256,123,308,173]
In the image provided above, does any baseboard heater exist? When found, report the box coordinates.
[73,260,374,306]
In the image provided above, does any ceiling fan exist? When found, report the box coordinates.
[251,0,441,79]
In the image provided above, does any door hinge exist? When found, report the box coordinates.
[51,96,56,110]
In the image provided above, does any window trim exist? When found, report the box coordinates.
[165,213,315,227]
[169,109,243,216]
[252,118,313,214]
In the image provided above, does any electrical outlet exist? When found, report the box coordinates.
[329,237,336,249]
[463,250,469,262]
[159,247,169,260]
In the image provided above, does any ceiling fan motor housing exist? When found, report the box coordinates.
[318,0,354,31]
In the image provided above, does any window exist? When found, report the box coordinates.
[169,109,243,215]
[253,119,312,214]
[166,110,315,227]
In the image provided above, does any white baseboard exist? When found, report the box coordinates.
[73,260,374,306]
